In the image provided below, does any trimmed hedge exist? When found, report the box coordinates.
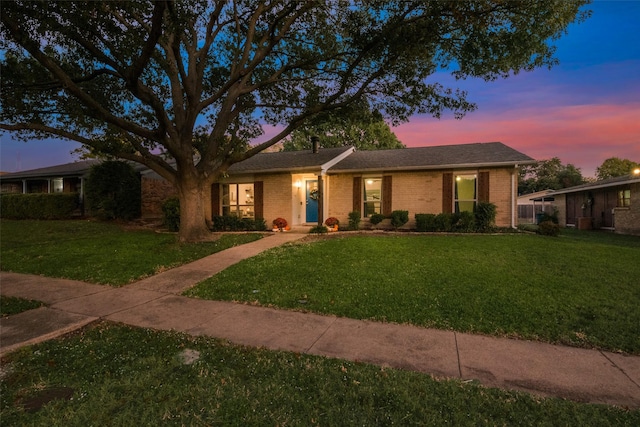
[415,202,497,233]
[0,193,79,219]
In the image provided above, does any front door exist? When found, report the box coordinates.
[305,180,318,223]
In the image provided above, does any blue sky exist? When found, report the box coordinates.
[2,0,639,177]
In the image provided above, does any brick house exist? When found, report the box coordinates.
[2,141,536,229]
[541,174,640,235]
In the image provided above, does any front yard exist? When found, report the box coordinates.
[186,231,640,354]
[0,220,262,285]
[1,221,639,423]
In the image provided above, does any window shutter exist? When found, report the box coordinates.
[478,171,490,202]
[211,184,220,216]
[382,175,392,216]
[353,177,362,213]
[254,181,263,219]
[442,172,453,214]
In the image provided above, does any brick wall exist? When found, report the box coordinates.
[614,182,640,236]
[141,176,177,219]
[326,167,517,229]
[261,173,294,227]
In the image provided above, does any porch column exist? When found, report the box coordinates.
[317,175,324,226]
[22,179,27,194]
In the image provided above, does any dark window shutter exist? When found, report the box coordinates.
[211,184,220,216]
[442,172,453,214]
[254,181,263,219]
[353,177,362,213]
[478,171,490,202]
[382,175,392,216]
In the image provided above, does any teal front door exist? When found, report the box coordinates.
[305,180,318,223]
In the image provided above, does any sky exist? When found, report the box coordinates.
[1,0,639,178]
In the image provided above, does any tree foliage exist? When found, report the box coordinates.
[85,161,141,221]
[518,158,585,194]
[282,102,405,151]
[0,0,589,241]
[595,157,640,180]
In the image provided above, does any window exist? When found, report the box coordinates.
[222,183,254,218]
[52,178,64,193]
[363,177,381,217]
[618,189,631,207]
[455,174,477,213]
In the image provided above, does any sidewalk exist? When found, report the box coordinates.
[2,231,639,409]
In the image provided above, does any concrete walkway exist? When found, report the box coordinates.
[1,231,639,409]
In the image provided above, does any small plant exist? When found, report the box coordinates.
[369,213,386,225]
[348,211,361,230]
[272,217,288,230]
[324,217,339,227]
[161,197,180,231]
[309,225,328,234]
[537,220,561,237]
[453,211,476,232]
[475,202,497,232]
[390,210,409,229]
[415,213,437,232]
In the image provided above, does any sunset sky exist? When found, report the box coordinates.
[1,1,639,178]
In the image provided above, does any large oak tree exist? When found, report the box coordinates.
[1,0,588,241]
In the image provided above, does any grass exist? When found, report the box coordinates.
[1,322,637,426]
[0,220,263,286]
[0,296,44,317]
[186,230,640,354]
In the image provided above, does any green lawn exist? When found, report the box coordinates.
[186,231,640,354]
[0,220,262,286]
[1,322,637,426]
[0,296,44,317]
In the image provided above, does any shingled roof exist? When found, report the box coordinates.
[328,142,535,173]
[227,145,354,174]
[0,159,101,180]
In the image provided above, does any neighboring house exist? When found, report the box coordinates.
[2,141,536,229]
[516,189,555,224]
[0,160,100,208]
[541,174,640,235]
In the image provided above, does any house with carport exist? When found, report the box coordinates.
[539,173,640,235]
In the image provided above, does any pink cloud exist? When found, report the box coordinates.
[394,102,640,177]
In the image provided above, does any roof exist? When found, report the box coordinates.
[327,142,535,173]
[227,146,354,174]
[549,174,640,196]
[517,189,555,203]
[0,159,148,181]
[0,160,101,180]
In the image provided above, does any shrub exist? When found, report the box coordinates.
[347,211,361,231]
[85,160,141,220]
[211,216,267,232]
[453,211,476,232]
[434,213,453,232]
[309,225,328,234]
[390,210,409,229]
[539,209,559,224]
[369,213,386,225]
[475,202,497,232]
[0,193,79,219]
[415,213,437,232]
[324,217,339,227]
[161,197,180,231]
[537,220,561,237]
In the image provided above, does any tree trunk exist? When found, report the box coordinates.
[176,175,212,243]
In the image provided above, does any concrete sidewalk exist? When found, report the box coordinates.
[2,231,639,408]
